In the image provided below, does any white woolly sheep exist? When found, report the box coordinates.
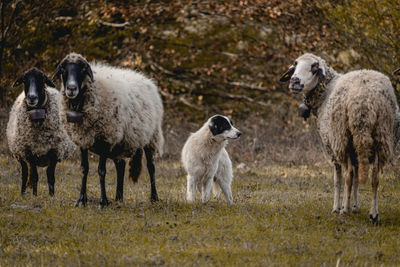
[53,53,164,208]
[7,68,76,196]
[280,53,398,223]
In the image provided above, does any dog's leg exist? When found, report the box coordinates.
[216,178,233,204]
[186,175,196,203]
[201,177,214,203]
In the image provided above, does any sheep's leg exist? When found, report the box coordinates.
[20,160,28,195]
[332,163,342,213]
[98,155,110,209]
[340,167,353,214]
[186,175,196,203]
[29,163,39,196]
[352,166,360,213]
[144,146,159,202]
[369,157,379,224]
[46,157,57,196]
[75,148,89,207]
[114,158,125,202]
[201,177,214,203]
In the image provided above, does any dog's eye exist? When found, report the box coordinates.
[229,119,233,125]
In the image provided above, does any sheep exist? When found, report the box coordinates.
[7,68,76,196]
[280,53,398,223]
[53,53,164,208]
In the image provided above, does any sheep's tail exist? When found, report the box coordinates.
[351,120,375,184]
[129,148,143,183]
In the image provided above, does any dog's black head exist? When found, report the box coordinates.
[53,53,93,100]
[208,115,241,139]
[13,68,54,108]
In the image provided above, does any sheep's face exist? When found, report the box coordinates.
[54,54,94,100]
[280,54,326,94]
[208,115,242,141]
[13,68,55,108]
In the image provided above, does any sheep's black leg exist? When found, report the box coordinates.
[114,158,125,202]
[20,160,28,195]
[144,146,159,202]
[29,163,39,196]
[75,148,89,207]
[46,157,57,196]
[98,155,109,209]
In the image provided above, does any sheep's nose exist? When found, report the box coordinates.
[28,94,38,101]
[290,77,301,84]
[67,84,77,91]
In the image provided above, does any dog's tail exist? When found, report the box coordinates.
[211,179,222,197]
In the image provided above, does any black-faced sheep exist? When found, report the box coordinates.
[280,53,397,223]
[53,53,164,208]
[7,68,76,196]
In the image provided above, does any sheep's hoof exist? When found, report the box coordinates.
[150,194,159,203]
[99,198,110,209]
[75,194,87,207]
[48,185,54,197]
[369,214,380,225]
[352,205,360,213]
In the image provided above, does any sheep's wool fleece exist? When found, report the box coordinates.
[302,53,398,167]
[7,87,76,162]
[59,54,164,157]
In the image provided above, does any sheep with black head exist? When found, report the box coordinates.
[7,68,76,196]
[54,53,164,208]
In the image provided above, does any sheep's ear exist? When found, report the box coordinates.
[85,64,94,82]
[43,73,56,88]
[393,68,400,76]
[311,62,325,84]
[13,75,24,87]
[280,66,295,82]
[52,62,64,80]
[317,69,326,83]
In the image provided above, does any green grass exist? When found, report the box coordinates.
[1,155,400,266]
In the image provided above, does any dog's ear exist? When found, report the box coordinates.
[42,72,55,88]
[280,65,295,82]
[311,62,326,84]
[13,74,24,87]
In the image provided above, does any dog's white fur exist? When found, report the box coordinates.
[181,115,240,204]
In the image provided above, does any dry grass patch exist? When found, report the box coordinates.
[1,156,400,266]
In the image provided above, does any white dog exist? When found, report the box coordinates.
[181,115,241,204]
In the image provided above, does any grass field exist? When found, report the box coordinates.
[1,155,400,266]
